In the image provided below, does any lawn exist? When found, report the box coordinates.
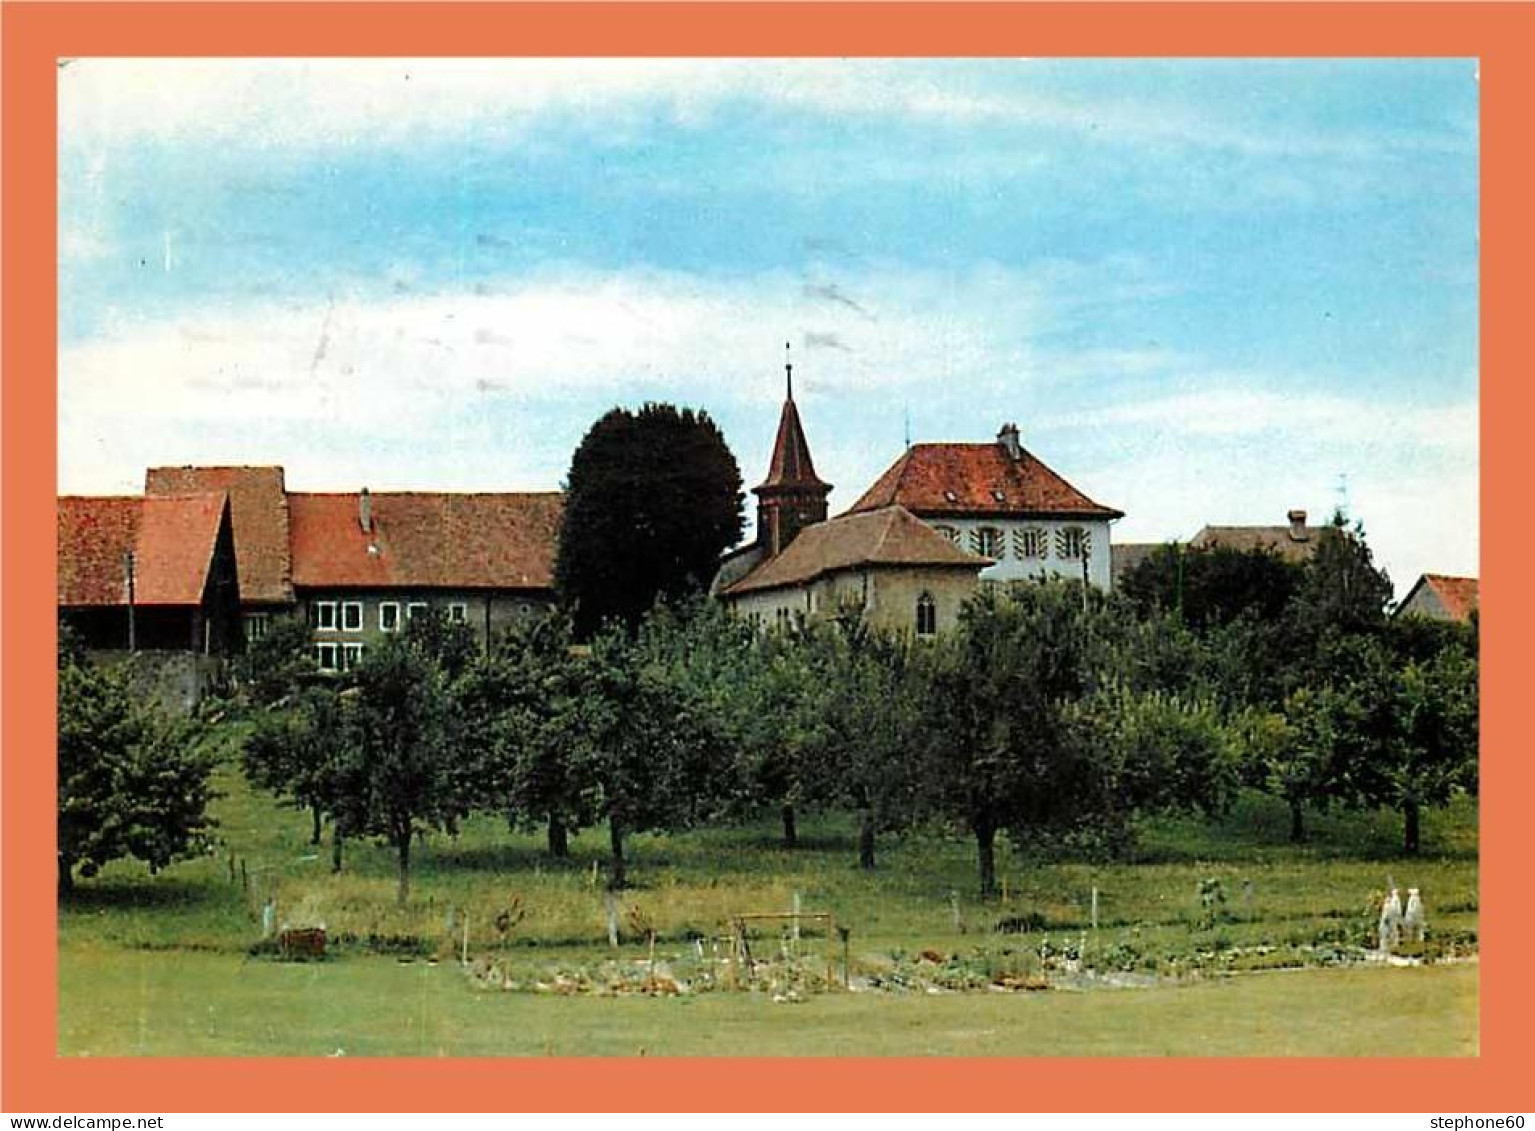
[57,730,1480,1056]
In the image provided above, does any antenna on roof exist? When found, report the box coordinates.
[1335,471,1351,522]
[903,402,912,451]
[784,340,793,401]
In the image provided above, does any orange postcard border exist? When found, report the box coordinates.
[4,2,1528,1113]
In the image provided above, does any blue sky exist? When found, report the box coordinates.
[58,59,1479,597]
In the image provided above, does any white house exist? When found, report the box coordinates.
[845,423,1123,589]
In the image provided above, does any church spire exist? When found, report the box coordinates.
[753,345,831,557]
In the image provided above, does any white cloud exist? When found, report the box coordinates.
[58,58,1472,159]
[1041,386,1478,454]
[58,259,1093,492]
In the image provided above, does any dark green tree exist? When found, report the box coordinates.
[1376,647,1479,853]
[1064,684,1237,856]
[913,583,1101,898]
[461,612,599,859]
[347,635,458,904]
[243,684,355,857]
[1121,544,1303,630]
[555,403,744,638]
[243,615,318,707]
[1291,512,1394,634]
[58,654,219,895]
[581,615,719,888]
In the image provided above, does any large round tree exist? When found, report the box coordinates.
[555,403,744,638]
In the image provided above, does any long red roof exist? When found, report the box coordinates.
[58,493,230,607]
[288,491,563,590]
[849,442,1122,519]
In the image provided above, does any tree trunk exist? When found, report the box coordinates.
[781,804,798,849]
[1403,799,1421,854]
[58,854,74,898]
[547,813,569,859]
[396,831,411,906]
[310,804,324,846]
[608,818,627,890]
[858,809,877,870]
[1289,798,1306,843]
[975,818,998,901]
[331,825,345,874]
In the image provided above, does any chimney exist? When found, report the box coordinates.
[359,487,373,534]
[1287,508,1307,541]
[997,422,1022,461]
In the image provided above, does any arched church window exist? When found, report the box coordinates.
[916,592,937,637]
[933,524,961,546]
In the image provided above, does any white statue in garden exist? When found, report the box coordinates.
[1402,888,1426,944]
[1378,888,1403,954]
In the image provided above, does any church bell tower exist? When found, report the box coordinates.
[753,344,831,557]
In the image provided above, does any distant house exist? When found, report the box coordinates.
[1190,509,1328,563]
[721,504,989,636]
[58,492,242,656]
[286,489,562,671]
[1112,509,1327,586]
[846,423,1123,589]
[65,467,564,675]
[1395,574,1478,623]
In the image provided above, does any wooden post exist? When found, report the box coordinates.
[791,892,801,950]
[838,925,851,990]
[1091,886,1099,930]
[461,911,470,965]
[604,892,620,949]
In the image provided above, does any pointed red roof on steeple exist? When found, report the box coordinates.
[756,346,830,494]
[757,397,830,493]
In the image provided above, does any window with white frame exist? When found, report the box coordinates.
[971,526,1003,558]
[915,592,937,637]
[406,601,429,621]
[314,642,339,672]
[932,524,961,546]
[379,602,401,633]
[244,612,270,641]
[448,602,468,624]
[313,601,338,632]
[1057,526,1090,560]
[340,642,364,671]
[341,601,363,632]
[1014,527,1048,560]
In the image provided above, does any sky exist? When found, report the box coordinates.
[57,58,1479,599]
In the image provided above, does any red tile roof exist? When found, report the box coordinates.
[848,441,1122,519]
[288,492,563,591]
[58,493,230,607]
[146,466,292,604]
[756,396,830,493]
[1400,574,1479,622]
[725,505,987,596]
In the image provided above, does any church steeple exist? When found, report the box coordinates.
[754,343,831,557]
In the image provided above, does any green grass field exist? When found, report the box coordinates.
[57,728,1480,1056]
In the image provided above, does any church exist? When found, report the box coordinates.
[716,359,1124,636]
